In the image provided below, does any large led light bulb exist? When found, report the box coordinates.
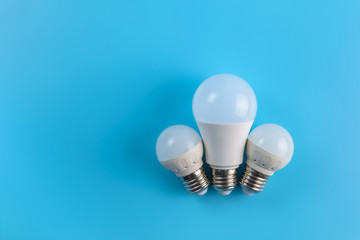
[240,124,294,195]
[192,74,257,195]
[156,125,210,196]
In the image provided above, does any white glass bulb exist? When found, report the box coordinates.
[192,74,257,195]
[156,125,201,162]
[155,125,209,196]
[248,124,294,161]
[193,74,257,124]
[240,124,294,195]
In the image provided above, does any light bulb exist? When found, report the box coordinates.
[240,124,294,195]
[192,74,257,195]
[156,125,210,196]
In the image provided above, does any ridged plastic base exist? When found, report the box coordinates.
[181,166,210,195]
[240,165,270,194]
[211,168,238,194]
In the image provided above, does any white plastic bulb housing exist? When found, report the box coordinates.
[156,125,209,196]
[240,124,294,195]
[192,74,257,195]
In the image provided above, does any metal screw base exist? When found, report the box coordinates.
[181,166,210,195]
[240,165,270,195]
[211,168,238,194]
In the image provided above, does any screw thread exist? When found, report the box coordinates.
[181,166,210,194]
[211,168,238,193]
[240,165,270,195]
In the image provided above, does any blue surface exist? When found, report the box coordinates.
[1,0,359,239]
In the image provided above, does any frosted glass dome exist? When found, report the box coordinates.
[156,125,201,162]
[192,74,257,124]
[248,124,294,160]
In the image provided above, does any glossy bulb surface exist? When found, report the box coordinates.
[156,125,201,162]
[192,73,257,124]
[248,124,294,161]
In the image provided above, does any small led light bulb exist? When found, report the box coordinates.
[240,124,294,195]
[156,125,210,196]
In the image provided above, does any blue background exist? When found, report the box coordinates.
[1,0,359,239]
